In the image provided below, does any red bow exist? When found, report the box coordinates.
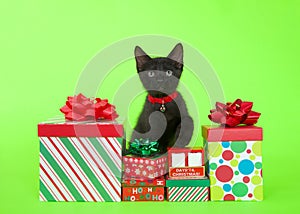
[208,99,261,127]
[60,93,118,121]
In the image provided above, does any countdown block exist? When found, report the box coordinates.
[168,147,205,179]
[203,125,263,201]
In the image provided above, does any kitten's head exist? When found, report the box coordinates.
[134,43,183,97]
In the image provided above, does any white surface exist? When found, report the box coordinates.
[188,153,202,166]
[171,153,185,167]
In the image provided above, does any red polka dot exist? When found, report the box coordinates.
[261,169,263,177]
[224,194,235,201]
[222,150,234,161]
[243,176,250,183]
[248,193,253,198]
[216,165,234,182]
[247,149,251,154]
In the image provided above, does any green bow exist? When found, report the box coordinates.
[129,138,160,157]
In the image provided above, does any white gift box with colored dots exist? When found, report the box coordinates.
[202,125,263,201]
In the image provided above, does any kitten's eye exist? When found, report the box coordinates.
[148,71,155,77]
[166,70,173,77]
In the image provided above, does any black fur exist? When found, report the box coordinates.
[131,43,194,153]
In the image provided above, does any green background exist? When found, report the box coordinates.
[1,0,299,213]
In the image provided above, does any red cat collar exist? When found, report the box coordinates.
[147,91,178,104]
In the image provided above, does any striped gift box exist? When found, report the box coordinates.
[38,121,123,202]
[166,177,210,202]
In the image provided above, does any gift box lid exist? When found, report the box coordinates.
[202,125,263,141]
[167,147,203,153]
[166,176,210,187]
[122,176,165,187]
[38,118,123,137]
[123,154,167,165]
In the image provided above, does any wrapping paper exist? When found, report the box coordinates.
[205,140,263,201]
[38,121,123,202]
[166,176,210,202]
[122,177,165,201]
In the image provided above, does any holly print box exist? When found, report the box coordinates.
[203,125,263,201]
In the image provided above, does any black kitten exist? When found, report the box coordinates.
[130,43,194,153]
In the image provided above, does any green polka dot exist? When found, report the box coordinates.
[231,141,247,153]
[211,186,224,200]
[232,183,248,197]
[251,176,262,185]
[250,155,256,160]
[210,163,218,170]
[235,171,239,175]
[255,162,262,169]
[130,180,137,185]
[210,176,217,185]
[254,185,263,200]
[209,143,223,157]
[230,159,238,167]
[252,141,262,156]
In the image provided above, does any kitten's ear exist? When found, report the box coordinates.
[134,46,151,71]
[167,43,183,68]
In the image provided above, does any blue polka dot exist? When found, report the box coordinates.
[223,184,231,192]
[219,159,224,164]
[238,159,254,175]
[222,142,230,148]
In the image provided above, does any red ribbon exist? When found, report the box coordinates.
[208,99,261,127]
[60,93,118,121]
[148,91,178,104]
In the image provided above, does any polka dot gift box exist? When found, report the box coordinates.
[202,125,263,201]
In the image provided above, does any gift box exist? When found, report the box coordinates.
[38,120,124,202]
[168,147,205,179]
[203,125,263,201]
[166,176,210,202]
[122,154,167,180]
[122,177,165,201]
